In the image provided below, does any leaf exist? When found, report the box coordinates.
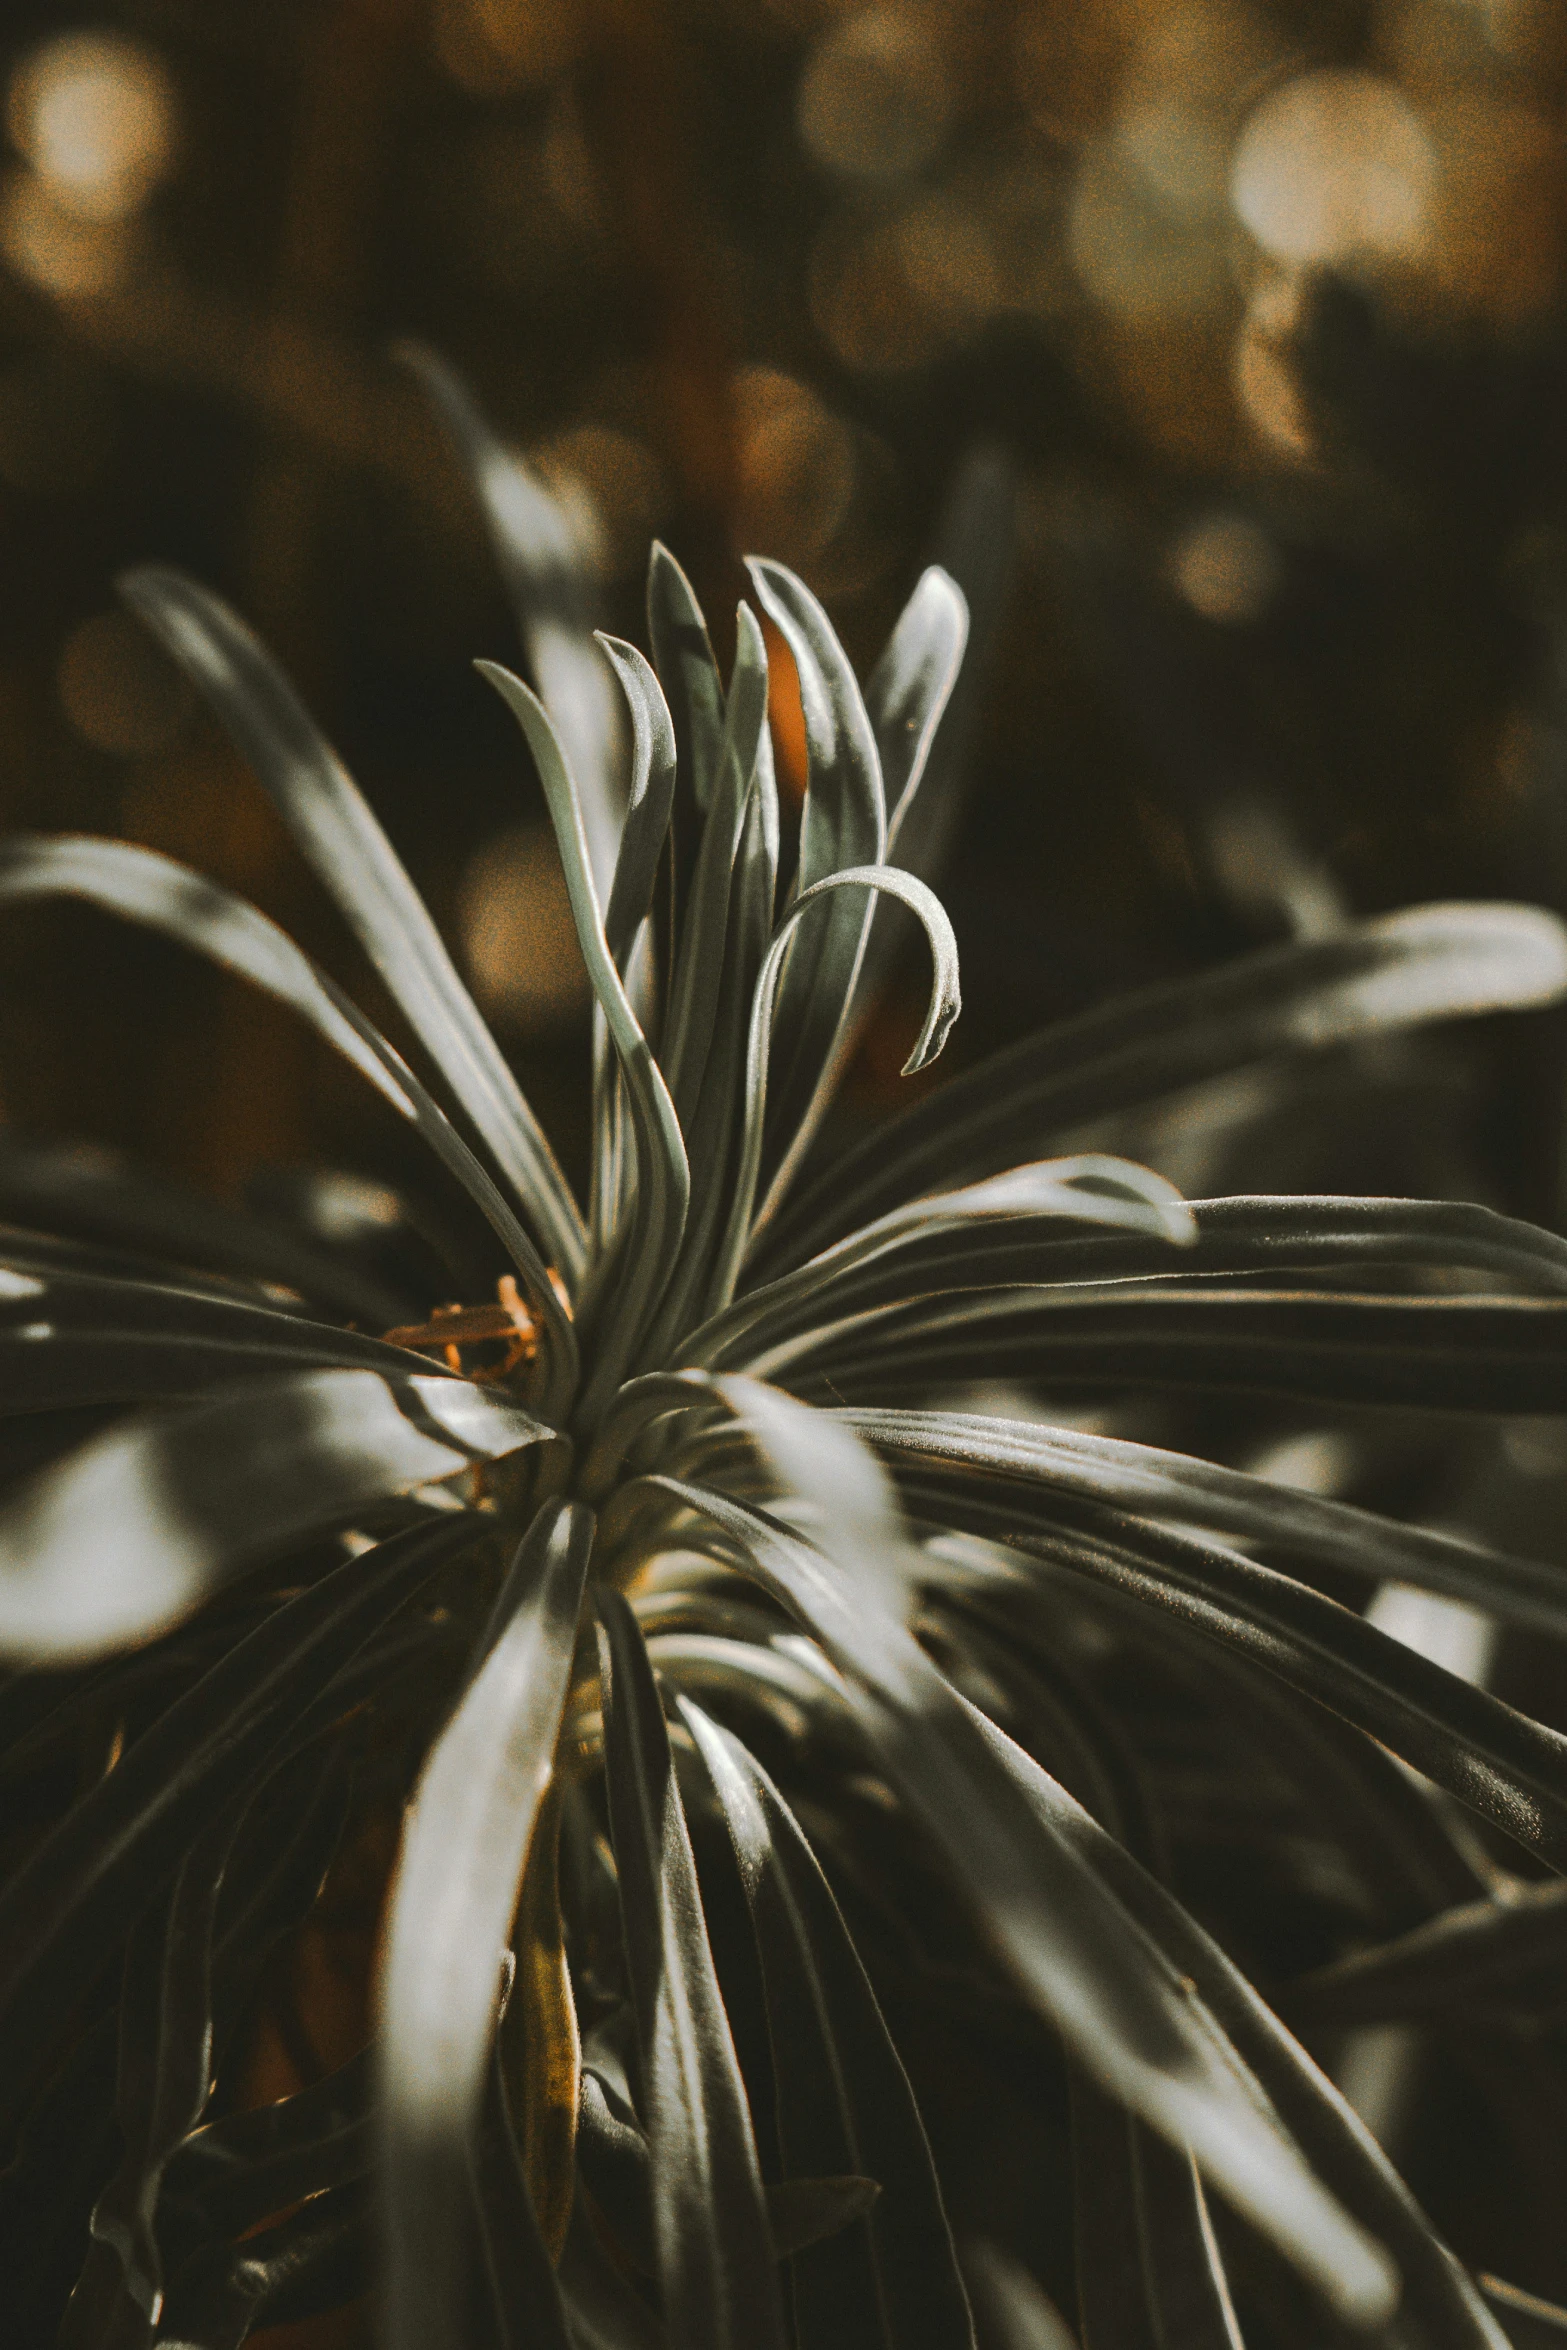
[598,636,679,978]
[396,341,624,901]
[952,1696,1510,2350]
[865,568,969,843]
[479,663,690,1422]
[0,1133,410,1330]
[647,540,726,821]
[639,756,782,1361]
[0,1363,549,1662]
[854,1407,1567,1640]
[962,2241,1078,2350]
[744,560,888,1220]
[470,2047,574,2350]
[593,637,679,1256]
[157,2179,368,2348]
[0,1513,479,2155]
[911,1485,1567,1868]
[679,1696,975,2350]
[1288,1875,1567,2024]
[795,1284,1567,1416]
[622,1388,1395,2329]
[687,1154,1193,1371]
[377,1497,592,2350]
[596,1583,788,2350]
[0,835,577,1406]
[117,563,588,1287]
[758,900,1567,1278]
[662,602,771,1137]
[161,2049,372,2249]
[710,864,961,1319]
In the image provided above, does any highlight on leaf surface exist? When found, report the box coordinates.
[4,351,1567,2347]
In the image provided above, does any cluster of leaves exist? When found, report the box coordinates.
[6,359,1567,2350]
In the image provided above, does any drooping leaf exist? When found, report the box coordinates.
[0,1512,480,2152]
[680,1694,975,2350]
[117,563,588,1287]
[596,1584,788,2350]
[711,865,961,1316]
[612,1386,1395,2328]
[378,1497,592,2350]
[0,1363,549,1662]
[853,1406,1567,1639]
[0,834,577,1405]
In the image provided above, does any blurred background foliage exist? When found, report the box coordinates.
[0,0,1563,1222]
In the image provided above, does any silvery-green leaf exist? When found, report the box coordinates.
[647,540,725,821]
[0,1364,547,1662]
[688,1154,1192,1370]
[744,560,887,1221]
[479,662,689,1421]
[622,1381,1395,2329]
[0,834,576,1406]
[866,567,969,842]
[662,603,771,1137]
[1288,1873,1567,2024]
[914,1491,1567,1867]
[851,1406,1567,1638]
[788,1283,1567,1415]
[711,864,960,1316]
[592,636,677,1253]
[954,1696,1509,2350]
[396,341,624,901]
[0,1513,479,2150]
[680,1696,975,2350]
[760,901,1567,1278]
[116,564,587,1287]
[598,636,679,979]
[596,1585,788,2350]
[379,1498,591,2350]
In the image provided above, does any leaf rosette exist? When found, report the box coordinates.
[1,366,1566,2350]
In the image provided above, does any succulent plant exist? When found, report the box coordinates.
[7,367,1567,2350]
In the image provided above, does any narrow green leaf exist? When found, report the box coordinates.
[711,865,960,1318]
[647,541,725,820]
[0,1363,545,1662]
[619,1385,1394,2327]
[596,1584,788,2350]
[759,901,1567,1278]
[479,663,690,1422]
[744,559,888,1220]
[0,835,576,1405]
[378,1498,592,2350]
[116,564,587,1287]
[0,1514,479,2151]
[680,1696,975,2350]
[662,602,771,1136]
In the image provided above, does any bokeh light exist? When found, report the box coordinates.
[7,31,175,221]
[461,822,590,1035]
[1168,510,1280,624]
[797,10,949,181]
[732,367,855,567]
[1230,70,1436,267]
